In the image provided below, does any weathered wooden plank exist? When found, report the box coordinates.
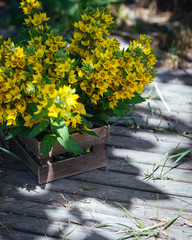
[135,100,192,113]
[1,199,192,240]
[107,134,192,155]
[108,147,192,170]
[2,171,192,211]
[108,158,192,183]
[1,197,192,236]
[156,73,192,85]
[157,67,192,77]
[110,126,192,143]
[70,170,192,198]
[0,231,59,240]
[109,116,192,133]
[131,109,192,125]
[150,81,192,94]
[0,212,119,240]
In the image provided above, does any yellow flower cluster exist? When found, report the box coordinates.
[0,0,157,147]
[0,0,85,130]
[67,8,157,110]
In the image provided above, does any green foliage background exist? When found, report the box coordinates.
[0,0,123,37]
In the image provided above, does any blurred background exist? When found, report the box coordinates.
[0,0,192,68]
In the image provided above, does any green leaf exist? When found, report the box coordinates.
[22,72,33,77]
[95,112,109,122]
[81,116,94,129]
[41,134,57,156]
[103,100,109,110]
[6,126,27,140]
[125,93,145,104]
[52,118,66,128]
[56,125,69,142]
[27,103,38,114]
[65,38,72,44]
[82,130,99,137]
[28,121,50,138]
[42,76,52,84]
[58,136,84,155]
[0,125,17,130]
[32,109,48,120]
[113,101,128,117]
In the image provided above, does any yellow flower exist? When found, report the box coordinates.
[110,59,119,68]
[126,72,136,82]
[22,4,32,14]
[14,101,26,115]
[5,109,17,125]
[85,86,93,95]
[31,13,42,26]
[17,58,26,68]
[74,103,86,115]
[54,35,63,44]
[40,12,50,22]
[96,80,108,91]
[81,39,90,46]
[74,32,84,41]
[48,103,60,118]
[143,47,151,55]
[66,93,79,107]
[33,63,43,73]
[91,94,100,104]
[35,49,44,58]
[129,82,138,92]
[45,38,54,46]
[68,114,82,129]
[32,73,42,83]
[49,44,58,52]
[0,107,4,118]
[24,114,35,128]
[98,70,108,79]
[68,71,78,84]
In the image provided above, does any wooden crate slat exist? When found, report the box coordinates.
[38,148,107,184]
[7,126,109,184]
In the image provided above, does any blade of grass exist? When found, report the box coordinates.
[115,202,145,229]
[0,146,37,175]
[62,226,78,240]
[95,223,111,228]
[163,205,189,230]
[176,131,192,140]
[162,148,192,176]
[119,230,158,239]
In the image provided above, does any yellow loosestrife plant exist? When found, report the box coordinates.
[0,0,157,156]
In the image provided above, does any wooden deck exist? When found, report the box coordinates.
[0,67,192,240]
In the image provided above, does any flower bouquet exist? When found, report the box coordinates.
[0,0,157,183]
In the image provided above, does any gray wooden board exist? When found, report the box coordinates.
[108,147,192,170]
[0,231,59,240]
[149,81,192,95]
[156,74,192,86]
[0,212,120,240]
[1,210,192,240]
[110,126,192,143]
[1,171,192,212]
[109,116,192,133]
[107,135,192,155]
[108,158,192,183]
[1,197,192,239]
[135,100,192,113]
[133,105,192,121]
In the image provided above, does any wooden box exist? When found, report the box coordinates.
[7,126,110,184]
